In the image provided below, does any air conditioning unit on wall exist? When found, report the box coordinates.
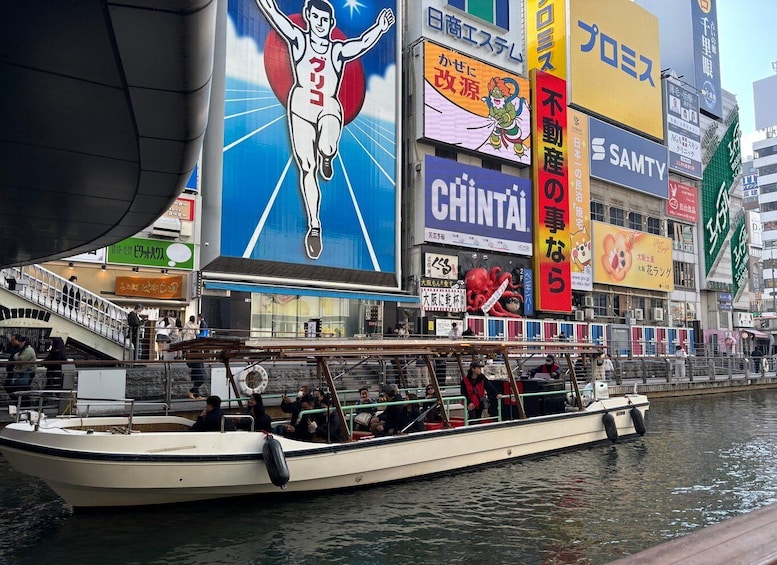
[584,296,595,308]
[584,308,595,321]
[575,310,585,321]
[634,308,644,321]
[653,308,664,321]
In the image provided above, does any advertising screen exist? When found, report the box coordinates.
[423,42,531,165]
[222,0,398,276]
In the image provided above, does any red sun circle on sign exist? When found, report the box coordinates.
[263,14,367,125]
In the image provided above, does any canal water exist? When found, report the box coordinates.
[3,390,777,564]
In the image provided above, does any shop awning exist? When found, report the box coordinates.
[743,329,769,339]
[204,281,419,304]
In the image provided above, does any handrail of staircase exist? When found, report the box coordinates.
[0,265,128,346]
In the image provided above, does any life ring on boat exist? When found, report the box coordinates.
[630,407,646,436]
[602,412,618,443]
[262,436,290,489]
[237,365,268,395]
[761,358,769,374]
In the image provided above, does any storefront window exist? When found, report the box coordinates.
[250,294,371,338]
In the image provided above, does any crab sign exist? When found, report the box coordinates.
[465,267,524,318]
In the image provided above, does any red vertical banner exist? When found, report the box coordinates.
[531,70,572,313]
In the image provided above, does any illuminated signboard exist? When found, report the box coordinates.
[424,155,532,254]
[569,0,662,139]
[666,180,698,223]
[423,42,531,165]
[730,215,748,299]
[107,238,195,270]
[692,0,722,118]
[592,222,674,291]
[568,108,592,291]
[531,69,571,313]
[525,0,566,79]
[665,78,702,179]
[221,0,398,278]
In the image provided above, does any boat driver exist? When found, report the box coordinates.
[531,355,561,379]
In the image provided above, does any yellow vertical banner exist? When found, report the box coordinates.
[525,0,567,80]
[567,108,592,291]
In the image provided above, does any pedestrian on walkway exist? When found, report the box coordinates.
[674,345,688,381]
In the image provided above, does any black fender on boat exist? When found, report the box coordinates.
[602,412,618,443]
[262,436,290,489]
[630,407,646,436]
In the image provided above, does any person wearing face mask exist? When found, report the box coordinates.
[530,355,561,379]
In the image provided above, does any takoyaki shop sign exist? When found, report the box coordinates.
[424,155,532,255]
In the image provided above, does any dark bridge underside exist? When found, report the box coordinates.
[0,0,216,268]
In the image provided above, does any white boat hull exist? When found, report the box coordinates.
[0,396,649,507]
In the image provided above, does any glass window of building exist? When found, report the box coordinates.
[593,293,607,317]
[755,144,777,159]
[763,201,777,213]
[628,211,643,231]
[435,147,457,161]
[481,158,501,171]
[668,221,694,252]
[758,163,777,176]
[673,261,696,288]
[647,216,661,235]
[609,206,625,226]
[591,201,604,222]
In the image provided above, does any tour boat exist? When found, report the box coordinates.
[0,339,649,508]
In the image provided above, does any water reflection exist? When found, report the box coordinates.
[3,390,777,563]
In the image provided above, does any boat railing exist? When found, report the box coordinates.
[9,390,170,432]
[222,414,254,432]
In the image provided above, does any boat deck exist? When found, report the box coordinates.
[611,501,777,564]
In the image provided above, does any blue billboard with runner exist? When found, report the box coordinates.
[222,0,398,274]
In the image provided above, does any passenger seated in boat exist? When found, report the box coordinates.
[461,360,500,422]
[282,394,317,441]
[278,385,310,431]
[312,395,344,442]
[191,396,236,432]
[422,385,442,422]
[237,393,272,432]
[354,387,377,431]
[396,393,425,434]
[530,355,561,379]
[370,385,404,436]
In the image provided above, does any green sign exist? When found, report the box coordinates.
[701,111,741,276]
[730,215,747,299]
[107,237,194,270]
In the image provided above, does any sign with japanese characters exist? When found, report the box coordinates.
[665,78,702,179]
[164,197,195,222]
[525,0,566,79]
[221,0,398,281]
[748,211,763,249]
[701,111,741,276]
[424,251,459,280]
[64,248,107,264]
[666,180,698,223]
[730,215,748,299]
[413,0,524,72]
[423,42,531,165]
[692,0,722,118]
[420,286,466,312]
[589,116,669,198]
[107,237,195,270]
[569,0,662,139]
[424,155,533,254]
[114,276,186,300]
[568,109,592,291]
[592,221,674,291]
[531,69,571,313]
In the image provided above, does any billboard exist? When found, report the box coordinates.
[531,70,571,313]
[666,180,698,223]
[701,111,741,276]
[424,155,532,254]
[589,117,669,198]
[569,0,662,139]
[107,238,195,270]
[568,109,592,291]
[692,0,722,118]
[665,79,702,179]
[730,215,748,299]
[423,42,531,165]
[592,222,674,291]
[222,1,398,275]
[525,0,566,79]
[411,0,524,72]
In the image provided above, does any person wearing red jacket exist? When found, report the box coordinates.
[460,360,500,422]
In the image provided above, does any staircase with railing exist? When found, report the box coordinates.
[0,264,129,358]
